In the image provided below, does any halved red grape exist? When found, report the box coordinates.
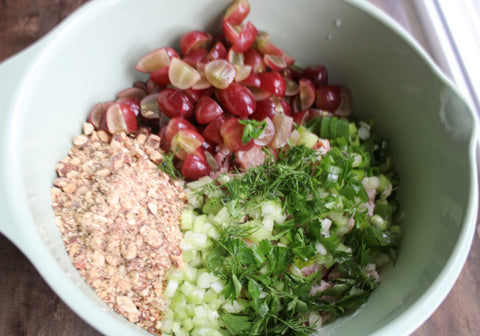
[157,89,194,119]
[227,48,244,66]
[334,86,352,117]
[168,57,201,90]
[164,117,197,144]
[116,87,146,100]
[269,113,293,148]
[255,34,283,56]
[223,0,250,25]
[263,54,287,71]
[302,65,328,87]
[194,95,224,124]
[253,116,275,146]
[222,20,258,53]
[204,59,236,89]
[216,82,256,117]
[179,31,213,56]
[181,149,211,180]
[249,87,272,101]
[315,85,342,111]
[88,101,113,129]
[298,78,316,110]
[182,48,208,67]
[171,129,205,159]
[136,47,179,73]
[116,97,141,116]
[234,64,252,82]
[244,48,266,73]
[150,66,170,86]
[139,93,168,126]
[207,42,228,61]
[284,77,300,96]
[220,117,254,151]
[203,115,227,144]
[101,103,139,134]
[251,99,276,121]
[240,71,261,88]
[258,71,286,97]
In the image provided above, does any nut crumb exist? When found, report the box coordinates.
[52,125,186,334]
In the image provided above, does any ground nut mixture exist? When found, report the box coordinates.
[51,123,186,334]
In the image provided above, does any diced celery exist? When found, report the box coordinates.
[213,206,230,225]
[197,271,213,288]
[371,214,387,230]
[246,203,262,219]
[187,175,213,190]
[183,231,211,250]
[222,299,246,314]
[202,198,223,215]
[171,322,182,334]
[351,168,366,181]
[168,270,185,282]
[163,307,174,320]
[180,281,196,297]
[315,253,335,269]
[351,153,363,168]
[389,224,402,235]
[203,288,219,304]
[348,122,360,145]
[309,311,323,329]
[182,249,199,265]
[186,189,204,209]
[378,174,390,191]
[289,129,301,145]
[193,214,208,233]
[211,280,224,294]
[374,252,392,267]
[297,126,319,148]
[190,288,206,304]
[362,176,380,190]
[170,293,187,311]
[184,304,196,317]
[183,318,194,332]
[206,225,220,240]
[249,226,271,243]
[160,317,174,332]
[336,243,352,254]
[181,208,196,231]
[164,279,179,298]
[192,305,217,327]
[329,211,347,226]
[183,266,198,283]
[192,328,223,336]
[260,199,286,224]
[208,298,226,311]
[174,328,188,336]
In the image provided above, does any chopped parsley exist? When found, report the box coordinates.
[239,119,267,144]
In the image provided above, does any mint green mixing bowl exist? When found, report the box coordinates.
[0,0,478,335]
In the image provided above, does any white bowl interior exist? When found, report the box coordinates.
[2,0,477,335]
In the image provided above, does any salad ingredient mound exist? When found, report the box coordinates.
[51,125,186,333]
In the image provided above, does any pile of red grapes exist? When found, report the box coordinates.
[87,0,352,180]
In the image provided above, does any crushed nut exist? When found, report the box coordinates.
[51,123,186,334]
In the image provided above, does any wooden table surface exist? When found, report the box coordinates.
[0,1,479,335]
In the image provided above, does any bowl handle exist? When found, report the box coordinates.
[0,45,44,247]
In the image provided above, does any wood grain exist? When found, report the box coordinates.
[0,1,479,335]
